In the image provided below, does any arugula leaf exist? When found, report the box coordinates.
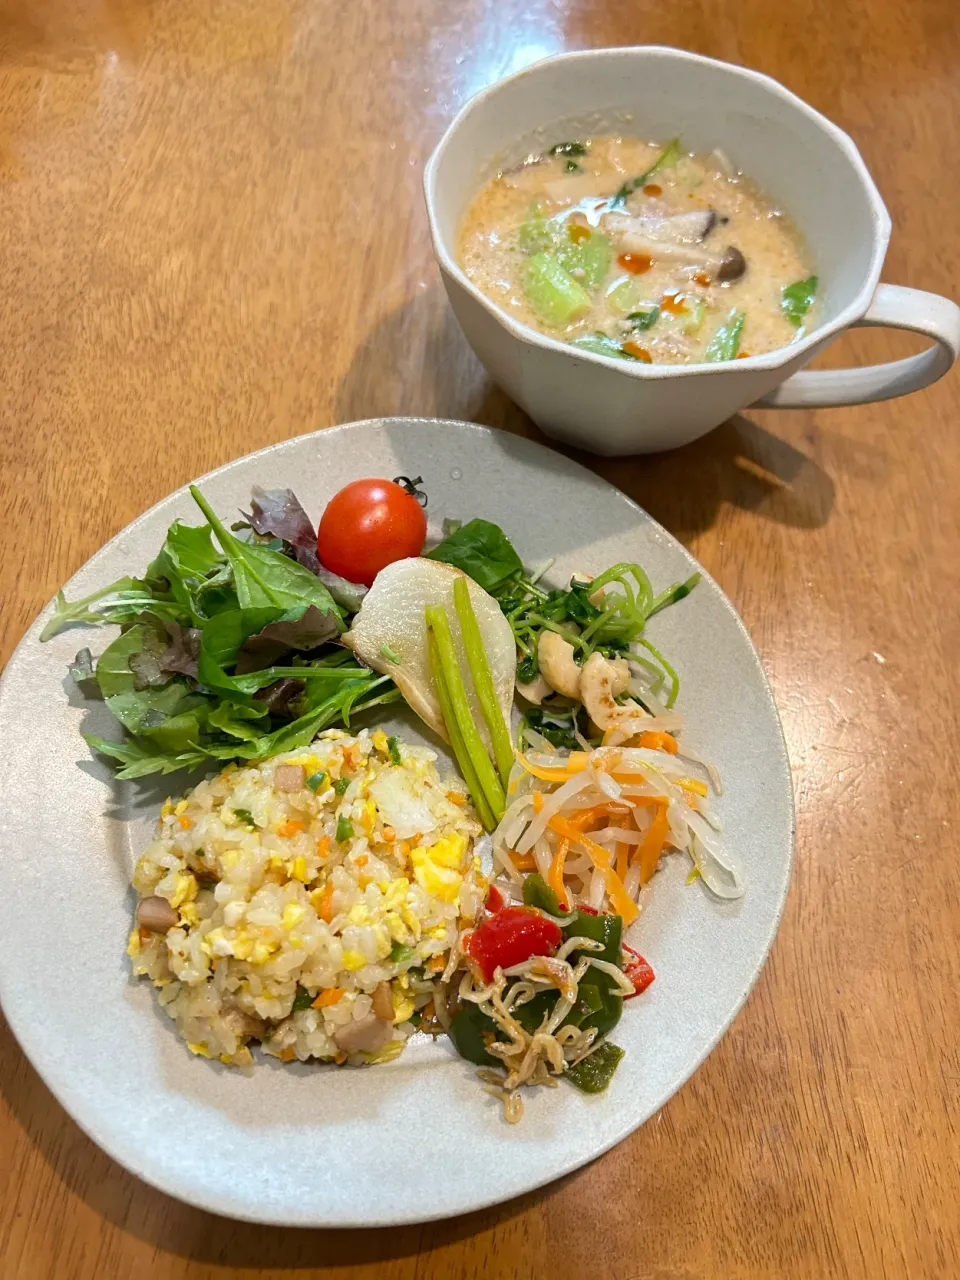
[84,734,208,779]
[427,518,523,591]
[40,578,173,642]
[207,701,268,740]
[190,485,343,622]
[781,275,818,328]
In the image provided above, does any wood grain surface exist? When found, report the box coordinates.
[1,1,958,1276]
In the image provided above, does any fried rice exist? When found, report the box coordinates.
[127,728,485,1067]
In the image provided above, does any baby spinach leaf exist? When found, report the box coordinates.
[95,624,161,697]
[105,681,199,735]
[426,518,523,591]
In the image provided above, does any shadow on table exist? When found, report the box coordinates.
[0,1011,572,1264]
[336,291,835,544]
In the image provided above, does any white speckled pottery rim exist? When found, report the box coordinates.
[0,419,794,1226]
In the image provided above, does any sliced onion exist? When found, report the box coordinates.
[685,809,744,899]
[516,771,596,854]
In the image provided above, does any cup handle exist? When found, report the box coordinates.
[752,283,960,409]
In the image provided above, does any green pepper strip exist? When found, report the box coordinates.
[426,624,498,832]
[452,576,514,788]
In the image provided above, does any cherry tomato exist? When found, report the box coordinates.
[317,478,427,587]
[621,943,655,997]
[464,906,562,982]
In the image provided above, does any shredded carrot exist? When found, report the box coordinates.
[547,815,639,924]
[637,802,670,884]
[177,814,192,830]
[547,837,570,910]
[312,988,343,1008]
[381,825,396,842]
[317,881,335,923]
[315,835,331,858]
[279,1047,296,1063]
[446,791,466,805]
[277,818,304,838]
[334,1052,347,1065]
[638,730,679,754]
[616,841,629,884]
[509,850,537,872]
[532,791,545,814]
[428,954,446,971]
[355,854,368,868]
[677,776,709,798]
[564,804,613,832]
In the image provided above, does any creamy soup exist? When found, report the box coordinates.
[458,135,818,365]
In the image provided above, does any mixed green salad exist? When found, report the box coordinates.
[45,480,697,785]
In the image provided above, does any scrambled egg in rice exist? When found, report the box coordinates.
[128,729,485,1067]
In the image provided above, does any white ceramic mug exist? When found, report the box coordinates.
[424,47,960,456]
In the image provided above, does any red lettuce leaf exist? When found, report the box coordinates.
[235,604,340,674]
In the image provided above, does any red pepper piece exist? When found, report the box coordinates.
[621,943,655,997]
[465,907,562,982]
[484,884,505,914]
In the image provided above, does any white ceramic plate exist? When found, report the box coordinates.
[0,419,793,1226]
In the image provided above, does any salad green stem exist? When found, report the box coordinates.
[425,604,505,824]
[635,637,680,708]
[426,628,497,832]
[452,576,514,788]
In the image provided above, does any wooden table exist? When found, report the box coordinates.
[2,1,958,1276]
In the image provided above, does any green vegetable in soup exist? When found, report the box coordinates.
[517,216,555,255]
[704,308,746,362]
[556,228,612,290]
[781,275,818,327]
[522,252,592,326]
[681,296,706,336]
[627,306,660,331]
[607,276,654,316]
[569,334,638,360]
[609,137,682,209]
[549,140,588,157]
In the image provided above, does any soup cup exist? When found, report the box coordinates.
[424,47,960,455]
